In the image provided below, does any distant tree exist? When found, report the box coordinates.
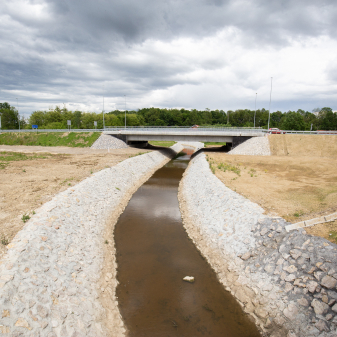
[281,111,305,130]
[0,102,20,129]
[270,111,283,128]
[319,108,337,130]
[73,111,82,129]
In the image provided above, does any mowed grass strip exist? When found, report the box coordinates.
[149,141,176,147]
[0,151,55,169]
[204,142,227,147]
[0,132,101,147]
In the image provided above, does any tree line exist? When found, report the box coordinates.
[0,103,336,130]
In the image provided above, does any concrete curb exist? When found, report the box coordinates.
[286,213,337,232]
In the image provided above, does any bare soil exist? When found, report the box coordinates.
[0,145,150,259]
[206,135,337,243]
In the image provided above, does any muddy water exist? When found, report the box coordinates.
[115,150,260,337]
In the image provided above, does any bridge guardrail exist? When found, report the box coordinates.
[262,130,337,135]
[0,128,336,134]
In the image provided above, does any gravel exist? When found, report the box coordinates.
[0,143,183,336]
[179,151,337,336]
[228,136,271,156]
[91,134,128,149]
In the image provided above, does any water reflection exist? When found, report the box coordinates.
[114,150,260,337]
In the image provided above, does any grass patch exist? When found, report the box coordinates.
[0,132,101,147]
[294,210,304,217]
[204,142,227,147]
[149,141,176,147]
[217,162,241,176]
[128,151,149,158]
[1,236,9,246]
[173,151,187,159]
[0,151,53,169]
[21,214,30,223]
[329,231,337,244]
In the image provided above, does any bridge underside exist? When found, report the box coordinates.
[126,134,234,142]
[105,132,254,149]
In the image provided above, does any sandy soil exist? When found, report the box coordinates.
[0,145,150,260]
[206,134,337,243]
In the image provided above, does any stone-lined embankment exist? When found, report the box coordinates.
[91,134,128,149]
[179,151,337,337]
[0,143,183,336]
[228,135,271,156]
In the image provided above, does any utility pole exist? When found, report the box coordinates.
[102,93,105,129]
[124,95,126,129]
[267,77,273,130]
[254,93,257,128]
[16,98,20,131]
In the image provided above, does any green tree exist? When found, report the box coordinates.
[0,102,20,129]
[281,111,305,130]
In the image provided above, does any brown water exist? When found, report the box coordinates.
[115,150,260,337]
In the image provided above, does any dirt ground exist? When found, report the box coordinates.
[0,145,150,260]
[206,135,337,244]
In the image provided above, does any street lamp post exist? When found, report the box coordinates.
[124,95,126,129]
[254,93,257,128]
[267,77,273,130]
[16,98,20,131]
[102,94,105,129]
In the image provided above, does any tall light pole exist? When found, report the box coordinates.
[16,98,20,131]
[102,84,105,130]
[124,95,126,129]
[254,93,257,128]
[267,77,273,130]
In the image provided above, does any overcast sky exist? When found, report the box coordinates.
[1,0,337,117]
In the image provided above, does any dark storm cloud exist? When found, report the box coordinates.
[38,0,337,45]
[1,0,337,113]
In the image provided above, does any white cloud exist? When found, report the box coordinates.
[1,0,337,115]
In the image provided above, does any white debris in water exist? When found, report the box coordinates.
[183,276,195,283]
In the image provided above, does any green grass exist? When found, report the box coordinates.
[0,151,53,169]
[149,141,176,147]
[329,231,337,244]
[204,142,227,146]
[217,162,241,176]
[21,214,30,223]
[0,132,101,147]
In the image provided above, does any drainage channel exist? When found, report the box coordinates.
[114,149,260,337]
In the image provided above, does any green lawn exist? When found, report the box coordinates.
[0,132,101,147]
[204,142,227,147]
[149,141,176,147]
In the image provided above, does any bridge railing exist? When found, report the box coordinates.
[104,126,264,132]
[261,130,337,135]
[0,129,105,133]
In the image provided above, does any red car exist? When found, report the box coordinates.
[268,128,286,134]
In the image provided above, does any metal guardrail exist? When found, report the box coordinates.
[104,127,264,133]
[0,129,104,133]
[262,130,337,135]
[0,128,336,134]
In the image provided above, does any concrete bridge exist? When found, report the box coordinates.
[104,127,265,148]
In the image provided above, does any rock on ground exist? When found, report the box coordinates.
[91,134,128,149]
[179,151,337,336]
[229,136,271,156]
[0,143,184,336]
